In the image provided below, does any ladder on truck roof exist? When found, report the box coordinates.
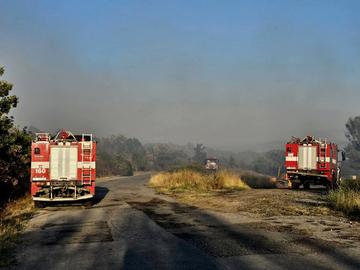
[81,134,93,185]
[35,133,51,142]
[319,138,327,169]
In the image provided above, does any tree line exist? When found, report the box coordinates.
[96,139,207,176]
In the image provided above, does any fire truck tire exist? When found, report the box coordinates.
[291,182,300,189]
[326,182,332,191]
[332,176,339,190]
[326,175,339,191]
[303,182,311,190]
[331,178,339,189]
[326,181,335,191]
[34,201,46,208]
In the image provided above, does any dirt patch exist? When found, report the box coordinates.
[39,221,113,245]
[172,223,347,257]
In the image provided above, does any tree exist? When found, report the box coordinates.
[96,134,148,174]
[193,144,206,164]
[228,155,237,168]
[344,117,360,173]
[345,117,360,151]
[0,66,32,204]
[151,144,189,170]
[126,138,148,170]
[252,149,285,176]
[114,155,133,176]
[96,152,134,176]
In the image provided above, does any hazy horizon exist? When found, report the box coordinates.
[1,1,359,149]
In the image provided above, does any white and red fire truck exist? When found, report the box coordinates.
[31,130,96,207]
[285,136,344,189]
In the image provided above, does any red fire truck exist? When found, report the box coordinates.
[31,130,96,207]
[285,136,344,189]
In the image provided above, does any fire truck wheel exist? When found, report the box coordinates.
[326,182,331,191]
[332,179,339,190]
[326,181,335,191]
[326,178,339,191]
[34,201,46,208]
[303,182,311,190]
[291,182,300,189]
[331,173,339,189]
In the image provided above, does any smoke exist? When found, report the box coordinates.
[0,1,359,150]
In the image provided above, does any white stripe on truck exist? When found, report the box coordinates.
[285,156,298,162]
[31,162,50,168]
[31,162,95,169]
[317,157,331,162]
[77,162,96,169]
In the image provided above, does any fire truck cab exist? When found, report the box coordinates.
[31,130,96,207]
[285,136,343,189]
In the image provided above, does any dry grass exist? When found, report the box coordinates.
[328,188,360,218]
[0,196,34,267]
[149,169,250,193]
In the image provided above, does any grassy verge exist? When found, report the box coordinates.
[149,169,250,193]
[327,180,360,218]
[0,196,34,267]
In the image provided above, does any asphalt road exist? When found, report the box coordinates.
[12,174,360,270]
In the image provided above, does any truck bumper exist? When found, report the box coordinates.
[287,171,327,178]
[33,194,94,202]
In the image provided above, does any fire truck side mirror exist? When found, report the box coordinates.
[341,151,346,161]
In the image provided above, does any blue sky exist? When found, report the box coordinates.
[0,0,359,149]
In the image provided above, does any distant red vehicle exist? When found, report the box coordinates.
[31,130,96,207]
[285,136,344,189]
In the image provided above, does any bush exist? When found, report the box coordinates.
[96,152,133,177]
[169,163,206,173]
[327,180,360,218]
[339,179,360,191]
[149,169,250,192]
